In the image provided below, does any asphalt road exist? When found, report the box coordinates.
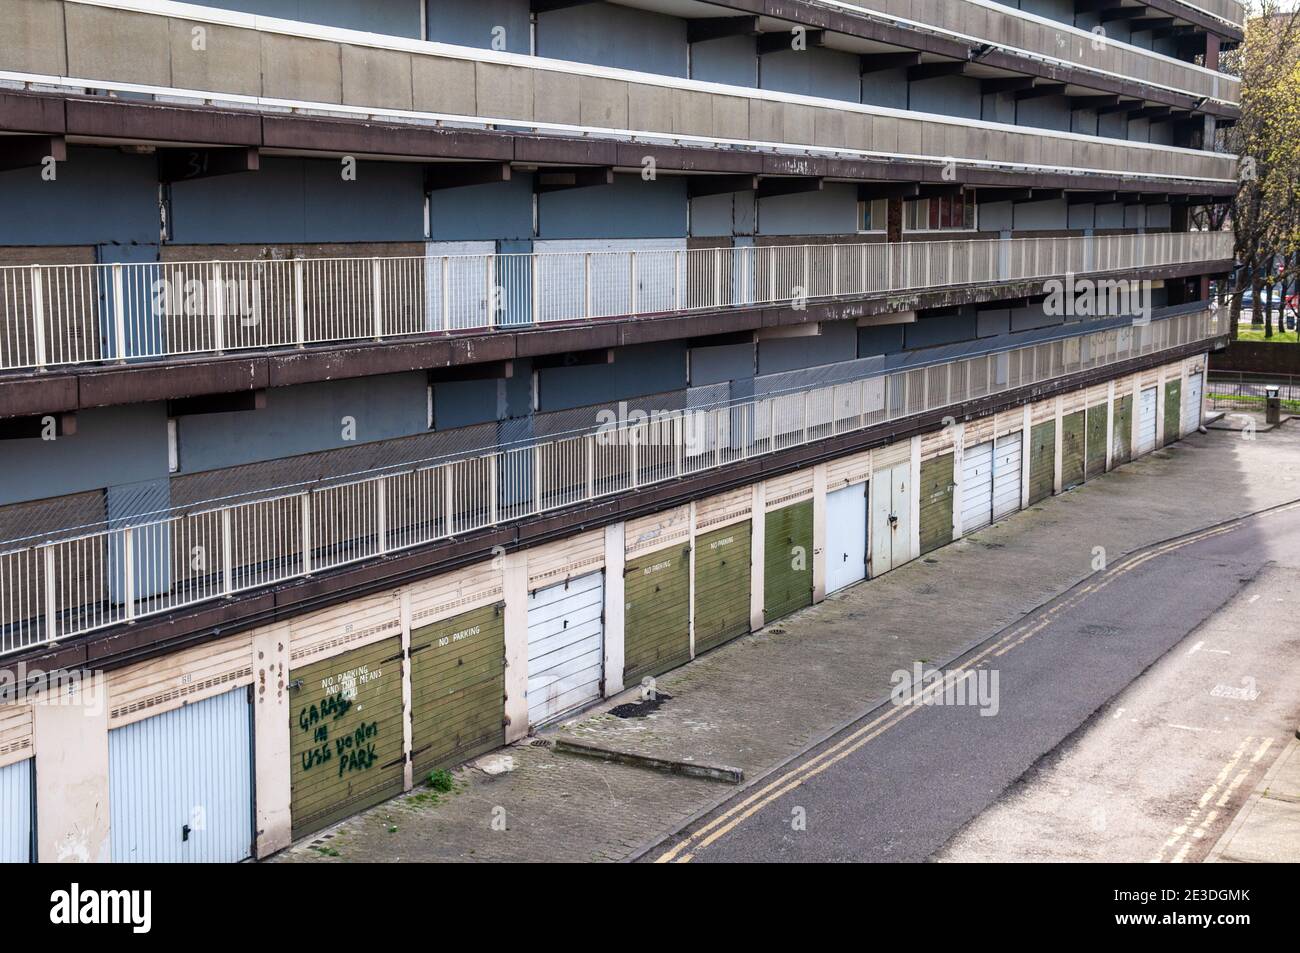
[648,500,1300,863]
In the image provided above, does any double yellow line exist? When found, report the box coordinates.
[653,508,1283,863]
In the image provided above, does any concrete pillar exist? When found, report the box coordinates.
[909,436,922,561]
[603,523,626,696]
[34,672,110,862]
[951,423,966,539]
[1155,366,1166,447]
[687,503,698,657]
[502,551,530,743]
[1053,395,1064,494]
[750,483,766,631]
[812,463,827,603]
[1019,405,1031,509]
[252,622,291,858]
[1105,380,1115,471]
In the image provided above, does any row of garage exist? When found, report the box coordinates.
[0,360,1206,862]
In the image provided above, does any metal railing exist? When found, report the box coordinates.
[1207,370,1300,410]
[0,232,1231,373]
[0,306,1222,656]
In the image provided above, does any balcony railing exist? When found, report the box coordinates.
[0,232,1231,374]
[0,306,1222,656]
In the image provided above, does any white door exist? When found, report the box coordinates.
[961,441,994,533]
[1182,372,1203,436]
[890,462,913,566]
[993,432,1023,521]
[0,758,32,862]
[109,687,253,863]
[870,471,894,577]
[826,482,867,594]
[527,571,605,726]
[1137,386,1158,455]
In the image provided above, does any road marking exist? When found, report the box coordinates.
[658,505,1287,863]
[1188,641,1204,655]
[1168,724,1204,732]
[1112,707,1126,719]
[1154,737,1253,863]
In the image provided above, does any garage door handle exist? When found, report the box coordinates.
[888,514,898,527]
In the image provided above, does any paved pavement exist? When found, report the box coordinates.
[276,419,1300,863]
[1206,731,1300,864]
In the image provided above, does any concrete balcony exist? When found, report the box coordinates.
[0,303,1223,657]
[0,232,1233,375]
[0,1,1237,184]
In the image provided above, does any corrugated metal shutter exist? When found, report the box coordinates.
[961,441,994,532]
[0,758,33,863]
[1163,379,1183,446]
[826,482,868,594]
[410,603,505,778]
[1061,411,1085,489]
[290,637,405,839]
[1112,394,1133,464]
[694,521,751,654]
[1028,421,1055,505]
[919,453,954,555]
[110,687,252,863]
[993,432,1022,520]
[527,573,604,726]
[764,500,814,622]
[1085,403,1108,478]
[624,543,691,684]
[1137,386,1158,455]
[1182,372,1203,435]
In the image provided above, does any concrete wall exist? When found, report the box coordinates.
[536,341,686,412]
[760,47,859,102]
[0,147,158,247]
[539,175,687,240]
[911,75,982,121]
[538,3,687,77]
[692,35,757,87]
[169,158,425,244]
[427,0,529,52]
[758,183,859,236]
[192,0,421,37]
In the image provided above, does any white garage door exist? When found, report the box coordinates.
[826,482,868,594]
[0,758,32,862]
[961,440,994,533]
[1182,372,1203,436]
[1137,386,1158,455]
[993,432,1023,521]
[109,687,253,863]
[527,571,605,726]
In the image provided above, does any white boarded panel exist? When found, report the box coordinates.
[626,505,690,557]
[109,632,254,728]
[994,408,1024,437]
[528,529,604,589]
[0,705,33,770]
[1061,389,1088,415]
[871,440,910,472]
[920,427,954,462]
[696,486,752,531]
[0,758,32,862]
[409,558,503,630]
[993,431,1023,520]
[827,448,872,487]
[765,468,815,508]
[963,415,995,448]
[1113,374,1134,399]
[289,590,403,666]
[1031,397,1056,424]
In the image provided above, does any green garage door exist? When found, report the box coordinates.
[1061,410,1085,490]
[1028,420,1055,505]
[919,453,954,555]
[625,543,691,685]
[1112,394,1132,464]
[409,602,506,779]
[1085,403,1108,478]
[764,500,814,624]
[693,522,752,655]
[290,636,406,839]
[1163,379,1182,446]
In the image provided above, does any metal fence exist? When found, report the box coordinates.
[0,232,1230,373]
[0,306,1221,656]
[1206,370,1300,410]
